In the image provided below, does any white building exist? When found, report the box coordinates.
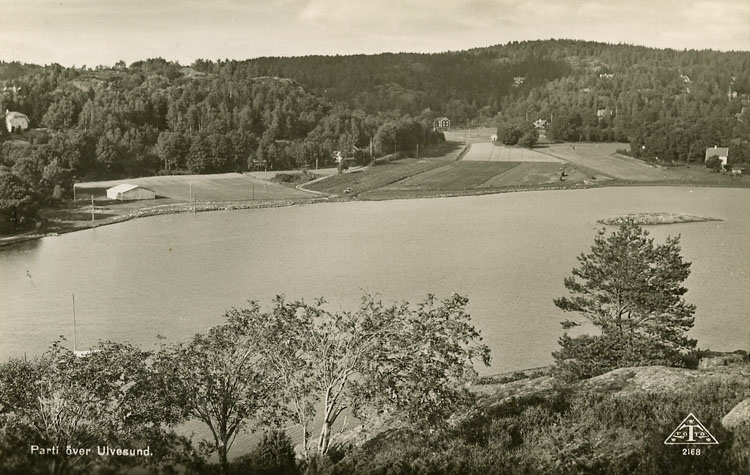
[5,110,29,133]
[106,184,156,201]
[704,146,729,168]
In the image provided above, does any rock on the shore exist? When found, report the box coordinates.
[698,353,747,369]
[722,398,750,430]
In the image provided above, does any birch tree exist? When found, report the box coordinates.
[236,293,491,456]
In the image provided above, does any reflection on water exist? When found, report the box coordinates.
[1,187,748,376]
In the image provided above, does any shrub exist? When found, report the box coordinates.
[705,155,723,172]
[231,430,299,475]
[518,131,538,148]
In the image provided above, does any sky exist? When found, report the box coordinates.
[0,0,748,67]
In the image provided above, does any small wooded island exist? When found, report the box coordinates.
[598,212,721,225]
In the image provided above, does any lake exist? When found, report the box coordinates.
[1,186,748,375]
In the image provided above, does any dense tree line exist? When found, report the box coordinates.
[0,58,446,232]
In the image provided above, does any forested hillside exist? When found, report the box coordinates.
[238,40,749,163]
[1,40,749,232]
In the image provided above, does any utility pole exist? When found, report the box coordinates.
[91,195,95,227]
[72,293,77,353]
[416,144,419,158]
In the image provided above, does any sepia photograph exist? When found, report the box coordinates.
[0,1,749,473]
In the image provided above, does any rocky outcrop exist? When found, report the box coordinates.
[579,363,749,394]
[698,352,747,369]
[333,354,749,453]
[597,212,720,226]
[722,398,750,430]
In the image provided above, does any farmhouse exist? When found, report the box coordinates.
[434,117,450,130]
[5,110,29,133]
[106,184,156,201]
[705,146,729,168]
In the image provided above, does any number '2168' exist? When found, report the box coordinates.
[682,448,701,456]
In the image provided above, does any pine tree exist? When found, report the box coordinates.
[553,223,696,380]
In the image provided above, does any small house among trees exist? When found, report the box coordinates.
[705,146,729,168]
[434,117,450,130]
[5,110,29,133]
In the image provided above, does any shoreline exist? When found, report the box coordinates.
[0,197,329,248]
[2,180,748,249]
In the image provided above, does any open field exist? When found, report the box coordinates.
[476,162,589,188]
[443,127,497,144]
[75,173,313,202]
[463,142,562,162]
[303,137,748,202]
[540,143,675,181]
[303,158,450,195]
[248,168,339,180]
[383,162,521,191]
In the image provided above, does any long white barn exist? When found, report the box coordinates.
[106,184,156,201]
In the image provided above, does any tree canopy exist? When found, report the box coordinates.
[553,223,697,380]
[0,171,38,232]
[218,293,491,456]
[0,341,196,475]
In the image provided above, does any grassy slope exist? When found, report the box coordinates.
[383,162,522,190]
[541,143,675,181]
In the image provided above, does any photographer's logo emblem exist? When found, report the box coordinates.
[664,413,718,445]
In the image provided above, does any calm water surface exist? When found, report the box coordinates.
[1,187,749,374]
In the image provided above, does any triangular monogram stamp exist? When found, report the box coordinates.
[664,413,719,445]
